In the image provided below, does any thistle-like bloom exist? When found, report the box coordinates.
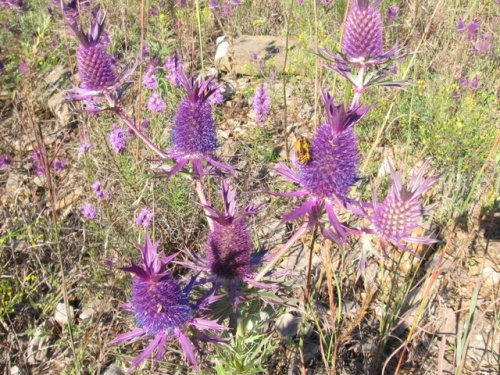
[342,0,383,61]
[386,5,399,20]
[367,160,439,253]
[108,126,127,153]
[318,1,401,95]
[110,235,224,371]
[53,159,67,172]
[81,203,97,220]
[180,181,268,306]
[164,74,233,179]
[274,91,369,242]
[252,84,270,124]
[135,208,153,228]
[67,7,136,103]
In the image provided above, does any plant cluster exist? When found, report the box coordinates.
[53,0,440,371]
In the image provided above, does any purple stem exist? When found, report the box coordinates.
[193,176,214,231]
[255,221,309,281]
[115,107,168,159]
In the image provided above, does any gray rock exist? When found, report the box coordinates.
[54,302,74,326]
[215,35,299,76]
[275,312,300,337]
[103,364,124,375]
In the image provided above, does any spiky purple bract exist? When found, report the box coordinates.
[342,0,383,61]
[368,160,439,252]
[110,235,224,371]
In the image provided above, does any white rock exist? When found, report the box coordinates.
[54,302,74,326]
[481,267,499,286]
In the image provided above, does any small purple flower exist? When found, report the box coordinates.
[149,6,158,16]
[296,0,304,5]
[30,150,45,176]
[469,75,480,90]
[142,62,158,90]
[108,126,127,153]
[54,158,67,172]
[18,59,28,75]
[81,203,97,220]
[135,208,153,228]
[164,53,184,87]
[386,5,399,20]
[92,180,110,201]
[366,160,439,254]
[458,77,468,88]
[147,92,166,113]
[466,18,479,41]
[109,235,225,371]
[0,155,11,169]
[252,84,270,124]
[208,0,217,9]
[456,18,467,33]
[473,34,492,55]
[274,91,369,242]
[77,141,92,157]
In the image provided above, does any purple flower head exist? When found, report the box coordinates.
[108,126,127,153]
[54,158,67,172]
[367,159,439,253]
[142,61,158,90]
[92,180,110,201]
[474,34,492,55]
[466,18,479,41]
[18,59,28,75]
[81,203,96,220]
[77,141,92,157]
[69,8,117,91]
[149,6,158,16]
[147,92,166,113]
[342,0,384,61]
[456,18,467,33]
[135,208,153,228]
[164,53,184,87]
[110,235,225,371]
[164,74,233,180]
[208,0,218,9]
[469,75,480,90]
[296,0,304,5]
[179,181,270,308]
[458,77,468,88]
[30,150,45,176]
[252,84,271,124]
[0,155,11,169]
[386,5,399,20]
[274,91,369,242]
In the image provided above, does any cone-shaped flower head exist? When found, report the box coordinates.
[69,8,117,91]
[172,74,218,155]
[274,91,369,242]
[204,181,260,280]
[298,91,369,199]
[164,75,233,179]
[111,235,225,371]
[342,0,383,61]
[369,160,439,251]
